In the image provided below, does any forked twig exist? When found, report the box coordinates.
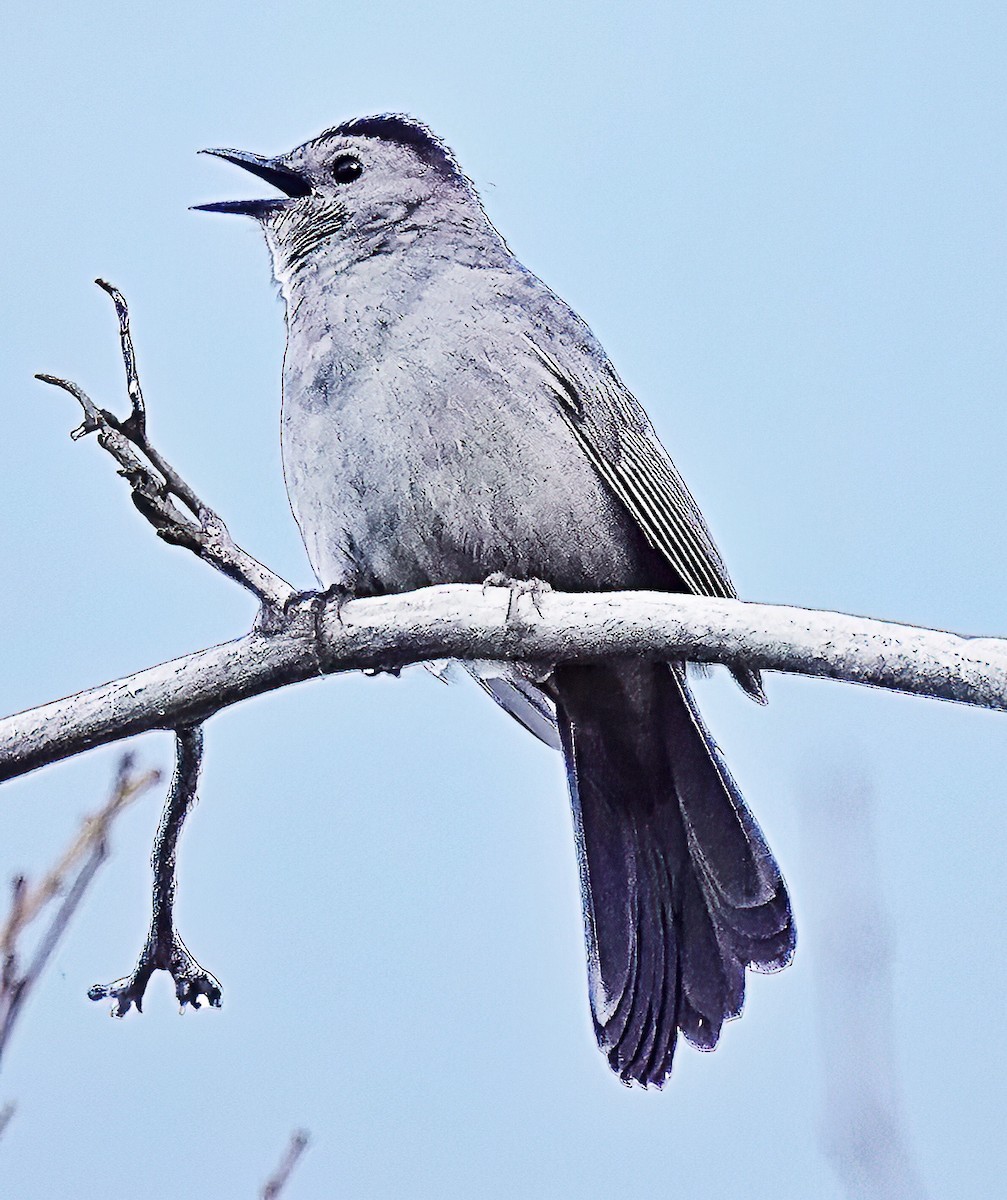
[36,281,294,611]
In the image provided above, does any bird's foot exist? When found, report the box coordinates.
[482,573,553,622]
[294,581,356,627]
[88,929,222,1017]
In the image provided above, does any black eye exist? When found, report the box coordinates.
[332,155,363,184]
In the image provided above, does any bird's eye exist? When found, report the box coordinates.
[332,155,363,184]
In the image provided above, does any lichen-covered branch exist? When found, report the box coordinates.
[0,584,1004,786]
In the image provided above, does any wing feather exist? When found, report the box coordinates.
[524,335,735,601]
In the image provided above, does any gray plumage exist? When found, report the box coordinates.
[199,115,795,1087]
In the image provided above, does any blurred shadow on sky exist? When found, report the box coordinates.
[801,769,929,1200]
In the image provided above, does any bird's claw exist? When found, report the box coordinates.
[284,581,353,619]
[482,573,553,621]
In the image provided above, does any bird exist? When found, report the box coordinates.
[196,114,795,1088]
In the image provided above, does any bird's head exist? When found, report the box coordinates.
[195,114,483,284]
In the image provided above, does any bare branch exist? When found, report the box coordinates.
[35,281,294,611]
[0,756,160,1066]
[24,285,1004,790]
[262,1130,310,1199]
[89,726,221,1015]
[0,585,1004,786]
[94,279,147,440]
[94,278,217,526]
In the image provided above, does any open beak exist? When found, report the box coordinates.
[193,148,311,216]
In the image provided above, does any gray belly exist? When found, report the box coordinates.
[281,351,649,597]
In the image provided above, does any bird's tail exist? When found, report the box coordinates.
[554,661,795,1087]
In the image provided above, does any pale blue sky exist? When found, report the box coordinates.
[2,3,1005,1196]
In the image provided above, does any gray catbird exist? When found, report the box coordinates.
[197,114,794,1088]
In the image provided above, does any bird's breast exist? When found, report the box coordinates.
[280,266,648,597]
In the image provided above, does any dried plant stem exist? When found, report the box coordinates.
[262,1130,310,1199]
[0,757,160,1066]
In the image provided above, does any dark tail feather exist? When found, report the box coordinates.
[555,661,795,1088]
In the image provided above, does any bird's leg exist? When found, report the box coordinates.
[482,572,553,622]
[88,726,221,1016]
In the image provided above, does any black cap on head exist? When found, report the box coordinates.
[326,114,461,178]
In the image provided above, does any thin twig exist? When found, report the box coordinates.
[0,1101,15,1141]
[35,282,293,610]
[94,279,147,438]
[262,1130,310,1199]
[0,757,160,1066]
[95,278,210,520]
[0,758,155,949]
